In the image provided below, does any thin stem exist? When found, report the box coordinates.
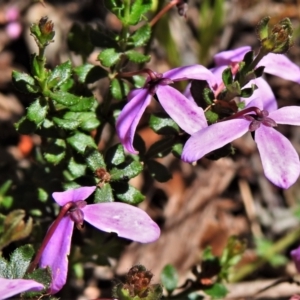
[117,68,157,80]
[219,106,262,122]
[149,0,179,27]
[230,226,300,282]
[27,202,73,273]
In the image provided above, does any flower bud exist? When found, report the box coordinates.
[30,16,55,48]
[257,17,293,54]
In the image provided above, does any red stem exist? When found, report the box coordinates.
[117,68,157,80]
[27,202,73,273]
[219,106,262,122]
[149,0,179,27]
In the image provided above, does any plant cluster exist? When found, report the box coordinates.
[2,0,300,299]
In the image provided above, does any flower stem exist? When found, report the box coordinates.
[27,202,73,273]
[149,0,180,27]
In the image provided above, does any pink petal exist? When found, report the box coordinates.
[255,126,300,189]
[245,91,264,110]
[213,46,251,66]
[182,119,249,162]
[5,7,19,22]
[163,65,217,89]
[157,85,207,134]
[269,106,300,126]
[52,186,96,206]
[39,217,74,294]
[258,53,300,83]
[210,65,226,86]
[83,203,160,243]
[0,278,44,299]
[6,22,22,39]
[116,88,151,154]
[291,245,300,273]
[253,78,278,111]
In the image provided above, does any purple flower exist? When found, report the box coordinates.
[291,245,300,273]
[40,186,160,294]
[0,278,44,300]
[116,65,217,154]
[182,97,300,189]
[212,46,300,110]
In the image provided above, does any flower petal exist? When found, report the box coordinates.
[210,65,226,86]
[157,85,207,134]
[253,78,278,111]
[52,186,96,206]
[83,202,160,243]
[0,278,44,300]
[291,245,300,273]
[116,88,151,154]
[40,217,74,294]
[163,65,217,88]
[213,46,251,66]
[258,53,300,83]
[269,106,300,126]
[182,119,249,162]
[255,126,300,189]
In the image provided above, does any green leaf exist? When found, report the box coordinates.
[130,24,151,47]
[25,268,51,295]
[68,96,96,112]
[146,138,174,159]
[110,160,143,181]
[47,60,72,89]
[111,78,130,100]
[147,160,172,182]
[240,84,257,98]
[125,50,151,63]
[113,182,145,204]
[67,132,97,154]
[62,112,100,131]
[30,54,44,80]
[204,283,228,298]
[68,157,87,179]
[256,17,270,41]
[74,64,108,84]
[68,23,94,57]
[133,75,146,88]
[98,49,121,67]
[12,71,39,94]
[53,117,80,130]
[0,257,9,278]
[172,142,183,158]
[127,0,152,25]
[10,245,34,278]
[222,67,233,87]
[37,188,48,203]
[160,264,178,293]
[84,147,106,171]
[44,138,66,164]
[105,144,126,167]
[80,116,100,131]
[149,113,180,135]
[27,98,48,125]
[94,184,114,203]
[50,91,81,106]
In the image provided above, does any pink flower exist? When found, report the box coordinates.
[116,66,217,153]
[40,186,160,294]
[0,278,43,300]
[182,97,300,189]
